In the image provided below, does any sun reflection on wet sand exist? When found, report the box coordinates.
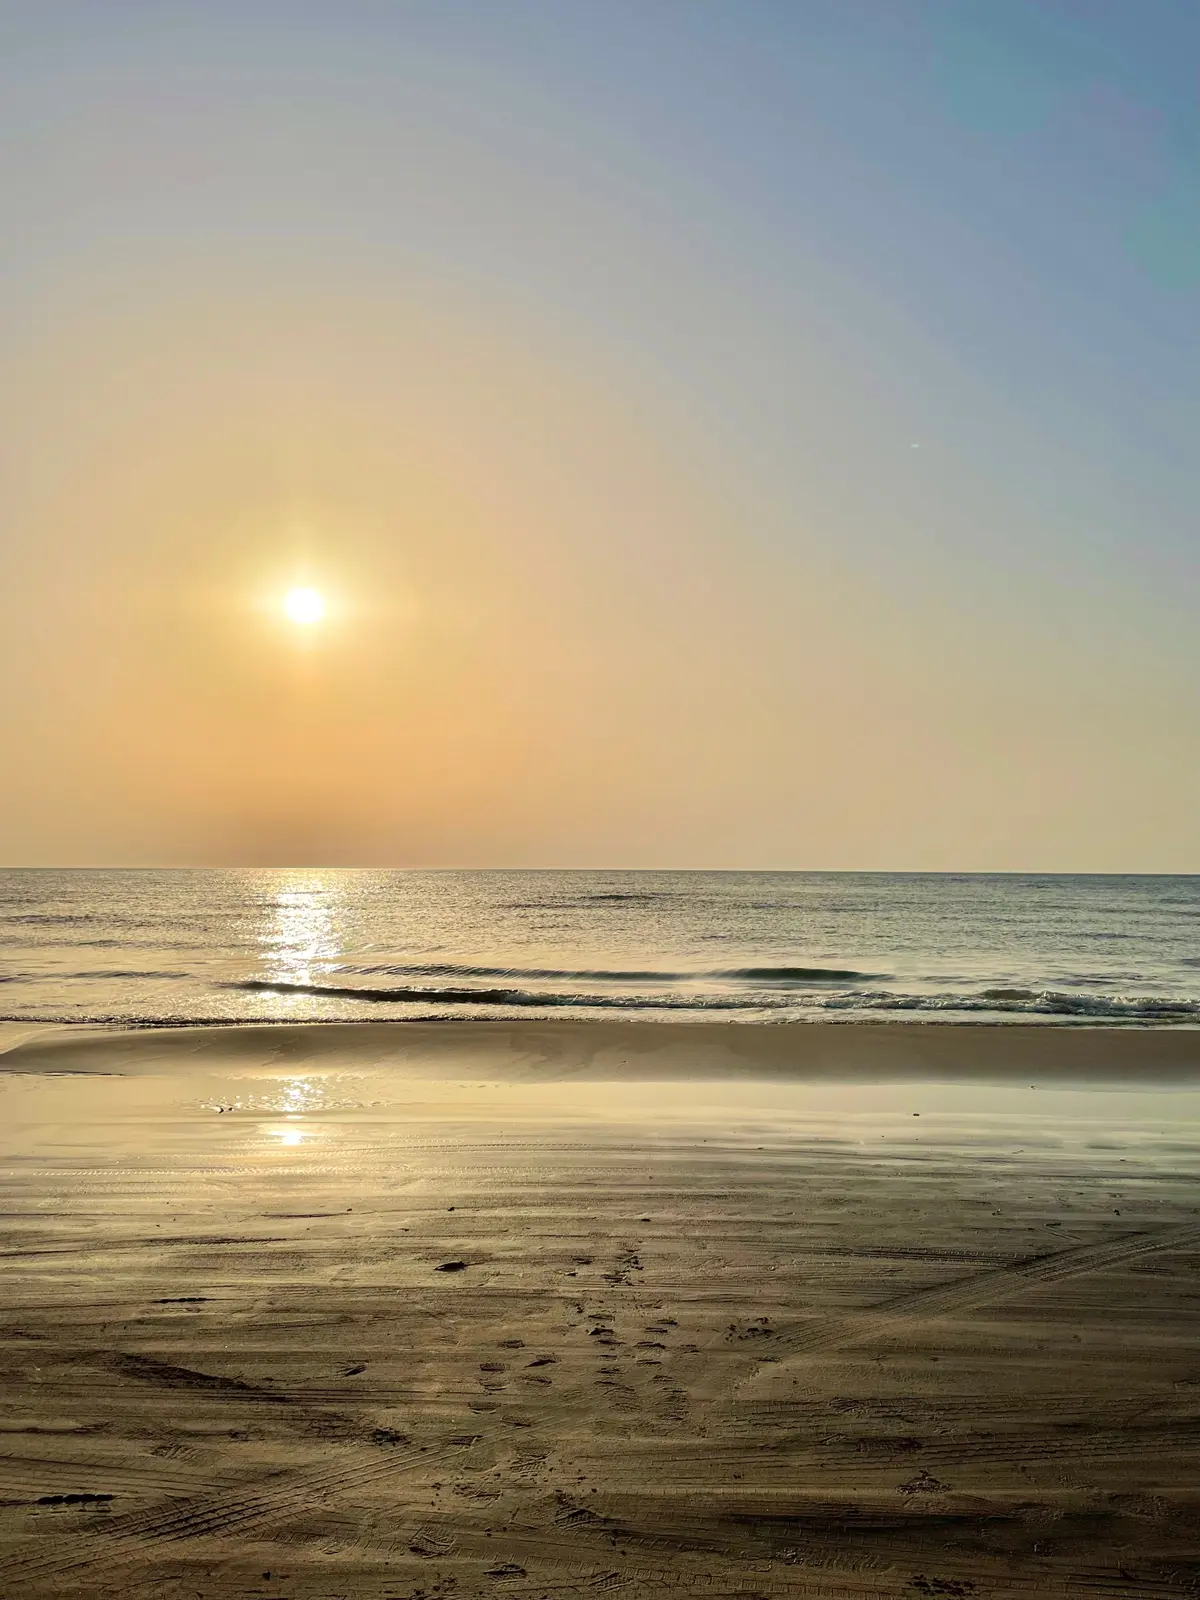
[258,1073,335,1148]
[278,1075,324,1112]
[269,1122,309,1147]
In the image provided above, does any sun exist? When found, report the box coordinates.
[284,586,325,625]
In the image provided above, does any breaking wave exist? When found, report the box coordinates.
[210,978,1200,1023]
[840,989,1200,1021]
[225,979,773,1011]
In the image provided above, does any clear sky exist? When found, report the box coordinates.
[1,0,1196,869]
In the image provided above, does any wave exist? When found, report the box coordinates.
[721,966,876,982]
[226,979,772,1011]
[335,961,878,985]
[0,969,192,986]
[1,912,100,926]
[0,1013,344,1029]
[66,969,195,981]
[500,892,669,909]
[0,937,208,952]
[225,978,1200,1021]
[583,892,667,903]
[339,962,682,982]
[6,985,1200,1027]
[855,989,1200,1020]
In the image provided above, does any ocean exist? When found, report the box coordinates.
[1,868,1198,1028]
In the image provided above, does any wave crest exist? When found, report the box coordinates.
[227,979,772,1011]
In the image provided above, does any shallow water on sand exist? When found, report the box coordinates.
[2,867,1199,1026]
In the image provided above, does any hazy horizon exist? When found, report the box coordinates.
[2,2,1197,872]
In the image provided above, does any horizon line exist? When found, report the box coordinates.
[1,864,1197,879]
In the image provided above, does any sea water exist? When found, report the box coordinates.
[1,869,1198,1028]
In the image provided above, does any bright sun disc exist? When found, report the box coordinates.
[284,586,325,625]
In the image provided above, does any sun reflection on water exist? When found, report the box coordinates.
[260,877,341,989]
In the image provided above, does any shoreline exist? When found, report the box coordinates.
[4,1016,1200,1083]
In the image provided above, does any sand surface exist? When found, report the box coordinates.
[3,1021,1200,1598]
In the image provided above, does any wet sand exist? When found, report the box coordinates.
[3,1022,1200,1597]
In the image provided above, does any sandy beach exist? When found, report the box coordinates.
[3,1021,1200,1598]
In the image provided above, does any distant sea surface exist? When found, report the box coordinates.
[1,870,1199,1028]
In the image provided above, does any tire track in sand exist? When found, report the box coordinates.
[735,1223,1200,1389]
[0,1434,472,1588]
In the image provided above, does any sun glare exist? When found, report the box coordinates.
[284,586,325,625]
